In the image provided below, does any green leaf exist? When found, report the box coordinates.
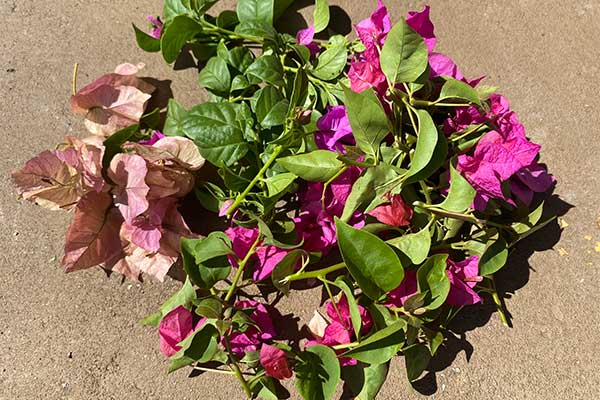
[182,102,251,167]
[295,345,340,400]
[341,165,399,222]
[181,232,233,289]
[436,159,476,212]
[160,15,203,63]
[192,0,219,14]
[271,249,306,295]
[246,54,284,86]
[133,24,160,52]
[343,86,392,157]
[235,21,277,41]
[163,0,192,22]
[219,46,254,73]
[140,278,197,327]
[437,78,482,107]
[198,56,231,95]
[254,86,289,128]
[313,0,330,32]
[288,67,309,115]
[251,376,290,400]
[140,108,161,129]
[425,330,444,355]
[163,99,188,137]
[478,236,508,276]
[342,321,405,365]
[335,218,404,300]
[380,19,428,83]
[102,124,140,171]
[168,324,219,373]
[231,75,251,92]
[274,0,295,20]
[237,0,274,25]
[312,41,347,81]
[342,362,389,400]
[512,201,544,235]
[194,297,223,319]
[387,225,431,265]
[333,277,363,340]
[403,109,442,184]
[404,343,431,381]
[277,150,344,182]
[417,254,450,310]
[217,10,239,28]
[161,278,197,315]
[264,172,297,197]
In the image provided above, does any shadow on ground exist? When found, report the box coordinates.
[410,192,573,396]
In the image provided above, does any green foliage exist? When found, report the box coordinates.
[335,218,404,300]
[181,232,233,289]
[182,102,252,167]
[417,254,451,310]
[277,150,344,182]
[343,86,392,158]
[133,24,161,52]
[198,56,231,95]
[161,15,203,63]
[342,321,406,364]
[380,19,428,83]
[295,345,340,400]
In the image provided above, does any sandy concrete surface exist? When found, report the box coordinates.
[1,0,599,399]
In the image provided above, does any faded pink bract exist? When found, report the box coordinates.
[70,63,155,137]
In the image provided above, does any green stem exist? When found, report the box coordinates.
[320,277,345,328]
[332,341,359,351]
[283,65,324,85]
[402,98,419,134]
[284,262,346,283]
[449,123,488,143]
[410,98,474,108]
[413,201,507,229]
[419,181,432,204]
[201,20,264,44]
[489,278,510,327]
[322,166,348,208]
[226,145,283,217]
[224,335,253,398]
[192,366,235,375]
[224,233,261,303]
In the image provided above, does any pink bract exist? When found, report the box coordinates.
[386,270,419,307]
[260,344,292,380]
[158,306,197,357]
[307,295,373,366]
[228,301,277,356]
[296,25,320,56]
[314,105,355,152]
[368,193,413,227]
[406,5,436,52]
[446,256,483,306]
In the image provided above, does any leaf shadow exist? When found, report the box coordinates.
[275,0,353,37]
[410,191,573,395]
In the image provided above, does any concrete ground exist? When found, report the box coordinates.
[1,0,599,399]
